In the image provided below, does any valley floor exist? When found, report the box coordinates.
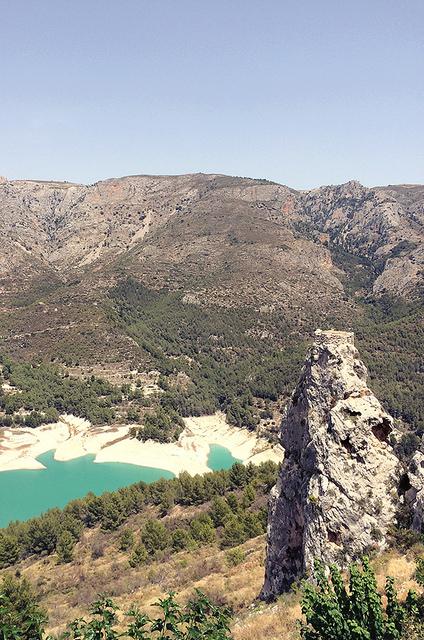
[0,412,282,474]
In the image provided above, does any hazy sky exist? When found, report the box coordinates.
[1,0,423,188]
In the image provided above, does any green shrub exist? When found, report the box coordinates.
[300,557,423,640]
[225,547,246,567]
[0,585,232,640]
[415,557,424,587]
[128,543,147,568]
[66,591,232,639]
[0,575,47,640]
[119,529,135,552]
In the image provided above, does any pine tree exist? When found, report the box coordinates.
[56,531,75,564]
[128,543,148,568]
[0,534,20,568]
[118,529,135,552]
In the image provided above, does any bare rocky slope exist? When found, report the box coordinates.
[261,330,402,600]
[0,174,422,306]
[0,174,422,344]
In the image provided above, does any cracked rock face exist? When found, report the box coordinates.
[405,452,424,533]
[261,330,400,601]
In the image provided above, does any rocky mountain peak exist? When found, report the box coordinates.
[261,329,400,601]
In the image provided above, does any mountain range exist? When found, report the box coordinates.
[0,173,423,433]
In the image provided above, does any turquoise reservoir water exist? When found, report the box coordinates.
[0,445,239,527]
[207,444,240,470]
[0,451,174,528]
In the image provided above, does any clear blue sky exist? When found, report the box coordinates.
[1,0,423,188]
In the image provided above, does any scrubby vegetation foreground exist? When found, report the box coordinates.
[1,557,423,639]
[0,582,233,640]
[1,461,423,638]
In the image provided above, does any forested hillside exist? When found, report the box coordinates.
[0,174,422,448]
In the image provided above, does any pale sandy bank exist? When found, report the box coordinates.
[0,412,283,475]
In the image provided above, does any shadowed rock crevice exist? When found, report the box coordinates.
[403,452,424,532]
[371,417,392,443]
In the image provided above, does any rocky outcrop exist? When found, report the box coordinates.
[261,329,400,601]
[295,181,424,298]
[404,452,424,533]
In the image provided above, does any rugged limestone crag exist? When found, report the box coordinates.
[261,329,400,601]
[405,452,424,533]
[0,175,422,301]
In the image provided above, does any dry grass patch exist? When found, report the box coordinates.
[3,525,422,640]
[233,597,301,640]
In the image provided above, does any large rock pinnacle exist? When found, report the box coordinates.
[261,329,400,601]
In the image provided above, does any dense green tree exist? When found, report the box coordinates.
[190,514,216,544]
[221,516,247,548]
[128,543,148,568]
[147,478,176,514]
[56,530,75,563]
[241,512,264,538]
[229,463,248,489]
[0,358,120,426]
[0,461,278,568]
[209,496,232,527]
[176,472,207,505]
[0,575,47,640]
[0,533,20,568]
[100,494,126,531]
[130,408,184,444]
[141,520,170,554]
[25,512,61,555]
[108,279,309,434]
[226,493,240,513]
[171,528,193,551]
[127,407,141,423]
[241,484,256,508]
[119,529,135,552]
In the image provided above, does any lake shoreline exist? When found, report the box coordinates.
[0,450,175,528]
[0,412,283,476]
